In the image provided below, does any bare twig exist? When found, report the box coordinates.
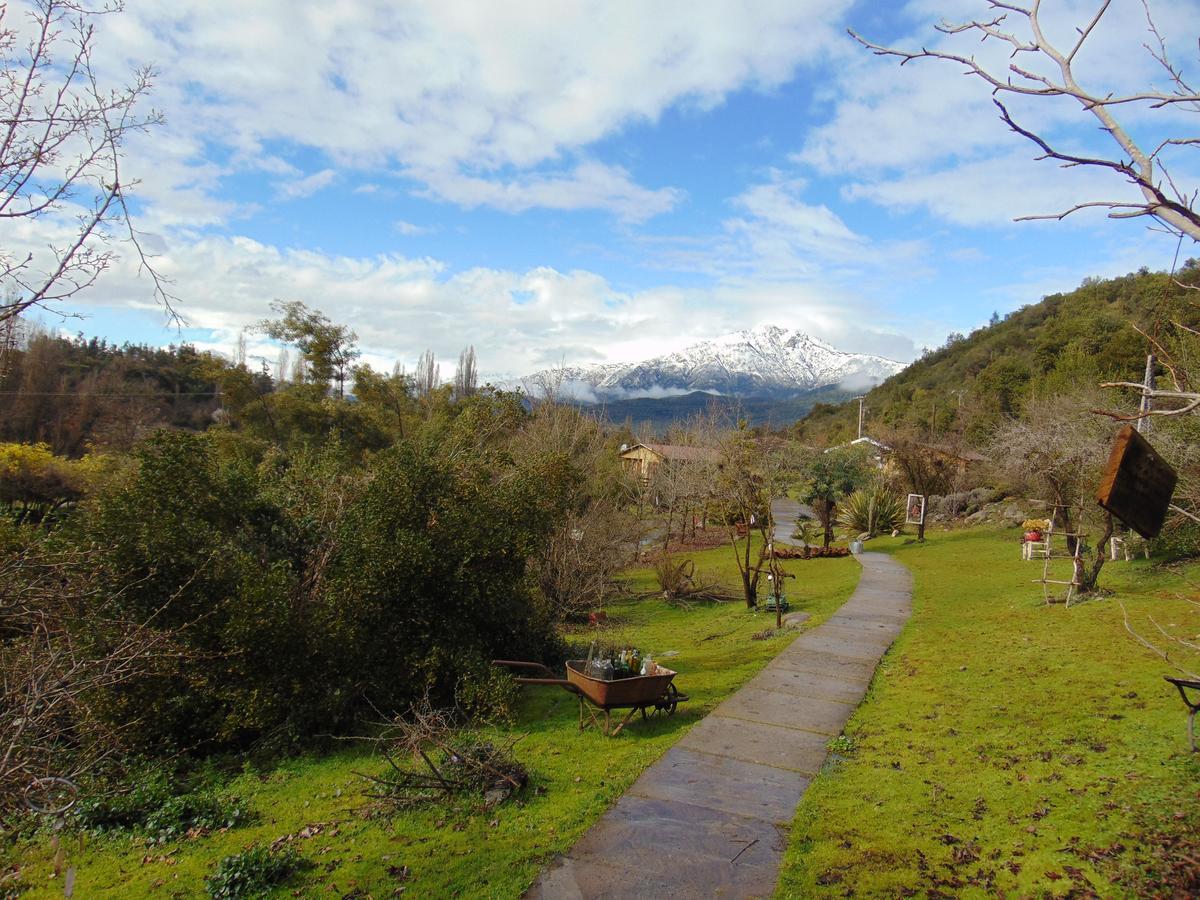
[0,1,171,326]
[850,1,1200,242]
[1118,599,1200,681]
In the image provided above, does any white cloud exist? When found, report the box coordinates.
[275,168,338,200]
[393,220,434,236]
[724,176,865,272]
[56,229,918,375]
[842,150,1126,228]
[77,0,854,222]
[419,161,683,223]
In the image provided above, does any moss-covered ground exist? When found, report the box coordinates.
[777,527,1200,897]
[10,540,860,898]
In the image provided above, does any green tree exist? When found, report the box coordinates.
[352,364,414,437]
[798,447,872,548]
[260,301,360,398]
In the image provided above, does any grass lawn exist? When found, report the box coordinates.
[778,526,1200,897]
[11,540,860,899]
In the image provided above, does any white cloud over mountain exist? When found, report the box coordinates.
[58,231,918,378]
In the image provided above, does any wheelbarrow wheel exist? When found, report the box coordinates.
[655,682,680,717]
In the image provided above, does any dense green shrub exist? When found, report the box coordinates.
[1150,520,1200,561]
[67,418,568,752]
[206,845,306,898]
[454,663,521,726]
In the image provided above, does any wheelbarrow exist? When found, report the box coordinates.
[494,659,688,736]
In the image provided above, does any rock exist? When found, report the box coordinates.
[782,612,811,629]
[1001,504,1027,524]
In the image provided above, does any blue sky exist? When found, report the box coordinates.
[16,0,1200,379]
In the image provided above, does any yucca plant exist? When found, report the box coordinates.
[838,483,905,538]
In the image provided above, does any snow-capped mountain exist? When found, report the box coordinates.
[522,325,904,401]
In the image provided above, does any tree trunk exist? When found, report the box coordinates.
[742,530,756,608]
[1054,494,1077,555]
[917,519,926,542]
[1078,513,1114,594]
[822,499,834,548]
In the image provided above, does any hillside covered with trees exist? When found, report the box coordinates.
[793,264,1200,446]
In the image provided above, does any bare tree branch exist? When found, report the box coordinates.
[850,0,1200,243]
[0,1,174,326]
[1094,381,1200,421]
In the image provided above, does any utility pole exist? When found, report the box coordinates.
[856,396,865,440]
[1136,353,1155,434]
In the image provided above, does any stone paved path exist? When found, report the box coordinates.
[770,497,815,548]
[527,551,912,899]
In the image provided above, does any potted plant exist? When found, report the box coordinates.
[1021,518,1048,542]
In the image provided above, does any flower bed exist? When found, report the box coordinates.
[774,545,851,560]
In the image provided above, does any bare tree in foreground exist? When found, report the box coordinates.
[0,0,172,326]
[513,395,640,622]
[853,0,1200,243]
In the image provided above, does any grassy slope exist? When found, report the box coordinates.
[777,527,1200,897]
[13,542,860,899]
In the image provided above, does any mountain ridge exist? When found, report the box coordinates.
[520,325,905,402]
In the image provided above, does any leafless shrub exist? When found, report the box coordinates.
[650,553,738,606]
[534,499,634,621]
[988,390,1116,593]
[513,393,642,621]
[0,542,183,814]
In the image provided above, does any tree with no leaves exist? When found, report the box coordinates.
[715,426,775,609]
[988,390,1115,592]
[414,349,439,399]
[454,345,478,400]
[880,428,963,542]
[854,1,1200,243]
[0,1,170,325]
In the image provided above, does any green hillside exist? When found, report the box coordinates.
[793,264,1200,446]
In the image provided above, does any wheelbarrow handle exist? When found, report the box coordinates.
[493,659,556,678]
[492,660,581,694]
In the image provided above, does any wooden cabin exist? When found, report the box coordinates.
[619,442,720,480]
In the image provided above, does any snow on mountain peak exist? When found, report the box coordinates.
[522,325,904,401]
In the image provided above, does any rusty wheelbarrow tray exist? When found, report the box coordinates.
[493,659,688,736]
